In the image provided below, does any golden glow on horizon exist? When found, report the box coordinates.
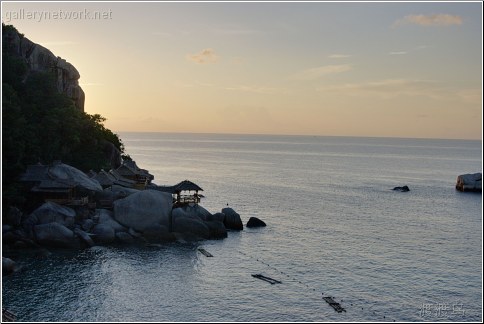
[2,1,482,140]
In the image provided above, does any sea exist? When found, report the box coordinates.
[2,133,482,322]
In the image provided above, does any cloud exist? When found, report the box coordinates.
[225,85,281,95]
[186,48,219,64]
[393,14,463,27]
[316,79,446,99]
[456,89,482,105]
[328,54,351,59]
[389,51,407,55]
[289,64,352,81]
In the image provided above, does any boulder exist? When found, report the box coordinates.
[246,217,267,228]
[207,212,225,223]
[205,221,228,239]
[393,185,410,192]
[142,224,175,243]
[105,185,140,199]
[4,207,22,227]
[26,202,76,229]
[81,219,95,232]
[96,209,126,232]
[115,232,135,244]
[74,228,95,247]
[221,207,243,231]
[48,162,102,192]
[172,204,212,221]
[456,173,482,192]
[128,227,142,238]
[33,223,81,248]
[2,257,17,275]
[3,225,12,234]
[113,190,172,232]
[102,140,122,170]
[173,216,210,240]
[92,224,116,244]
[2,230,20,245]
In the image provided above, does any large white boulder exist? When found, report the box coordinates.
[113,190,172,232]
[456,173,482,192]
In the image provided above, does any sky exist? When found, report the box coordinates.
[1,1,482,140]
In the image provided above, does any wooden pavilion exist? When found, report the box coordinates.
[154,180,204,205]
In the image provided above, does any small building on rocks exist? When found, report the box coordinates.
[19,161,101,208]
[115,160,154,189]
[153,180,204,206]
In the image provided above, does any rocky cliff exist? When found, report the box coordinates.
[2,26,85,111]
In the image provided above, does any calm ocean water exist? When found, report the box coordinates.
[3,133,482,322]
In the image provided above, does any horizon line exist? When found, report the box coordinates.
[113,130,483,142]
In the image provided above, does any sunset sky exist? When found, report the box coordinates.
[2,1,482,139]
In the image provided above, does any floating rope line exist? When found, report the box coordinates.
[236,250,395,321]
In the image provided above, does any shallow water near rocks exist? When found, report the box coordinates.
[3,133,482,321]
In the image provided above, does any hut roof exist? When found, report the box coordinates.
[115,160,154,180]
[150,180,203,194]
[172,180,203,192]
[109,170,137,188]
[91,169,117,187]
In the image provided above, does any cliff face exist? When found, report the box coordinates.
[3,27,85,111]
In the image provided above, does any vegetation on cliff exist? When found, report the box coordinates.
[2,24,125,207]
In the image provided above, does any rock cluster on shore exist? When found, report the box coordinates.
[2,160,262,276]
[3,192,245,251]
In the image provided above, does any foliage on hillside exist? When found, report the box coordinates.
[2,24,125,206]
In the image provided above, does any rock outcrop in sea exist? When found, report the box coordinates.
[456,173,482,192]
